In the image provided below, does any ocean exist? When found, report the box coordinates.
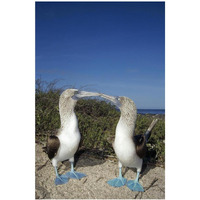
[137,109,165,115]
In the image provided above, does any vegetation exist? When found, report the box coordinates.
[35,79,165,165]
[35,79,61,140]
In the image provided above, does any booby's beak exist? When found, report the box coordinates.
[99,93,121,108]
[73,90,101,99]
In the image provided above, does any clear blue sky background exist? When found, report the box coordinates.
[36,2,165,109]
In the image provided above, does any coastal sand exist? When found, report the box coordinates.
[35,143,165,199]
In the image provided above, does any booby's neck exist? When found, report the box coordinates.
[116,115,136,138]
[116,99,137,138]
[120,110,136,127]
[59,97,77,129]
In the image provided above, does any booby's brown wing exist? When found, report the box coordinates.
[134,119,158,159]
[46,135,60,160]
[133,134,147,159]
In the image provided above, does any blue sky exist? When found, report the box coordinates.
[36,2,165,109]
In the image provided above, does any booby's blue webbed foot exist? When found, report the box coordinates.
[65,162,86,180]
[55,175,69,185]
[54,167,69,185]
[107,176,127,187]
[65,171,86,179]
[126,172,144,192]
[107,167,127,187]
[126,180,144,192]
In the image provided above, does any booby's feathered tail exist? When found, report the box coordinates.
[144,119,158,142]
[134,119,158,159]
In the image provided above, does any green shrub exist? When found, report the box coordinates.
[35,79,61,141]
[75,99,119,155]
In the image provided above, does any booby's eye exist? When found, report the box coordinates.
[74,90,79,95]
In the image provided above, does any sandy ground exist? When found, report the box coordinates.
[35,143,165,199]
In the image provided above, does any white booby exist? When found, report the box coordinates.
[99,93,157,192]
[46,89,100,185]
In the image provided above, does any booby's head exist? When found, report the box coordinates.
[117,96,136,112]
[99,93,121,108]
[99,94,137,125]
[59,89,101,125]
[100,94,136,108]
[99,94,136,110]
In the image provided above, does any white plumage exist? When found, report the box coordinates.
[47,89,100,185]
[114,110,143,171]
[99,94,145,191]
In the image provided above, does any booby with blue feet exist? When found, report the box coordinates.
[46,89,100,185]
[99,93,158,192]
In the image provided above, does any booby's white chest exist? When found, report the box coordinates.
[53,114,81,163]
[113,120,143,170]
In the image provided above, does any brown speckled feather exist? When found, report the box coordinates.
[46,136,60,160]
[133,134,147,159]
[133,119,158,159]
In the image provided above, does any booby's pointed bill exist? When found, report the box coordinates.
[73,91,100,99]
[99,93,121,108]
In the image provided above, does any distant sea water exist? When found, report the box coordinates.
[137,109,165,115]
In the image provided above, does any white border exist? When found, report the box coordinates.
[1,0,200,199]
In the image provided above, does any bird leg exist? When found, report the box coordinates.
[126,171,144,192]
[54,167,69,185]
[107,162,127,187]
[65,158,86,179]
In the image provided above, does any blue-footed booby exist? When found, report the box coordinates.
[46,89,100,185]
[99,93,157,192]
